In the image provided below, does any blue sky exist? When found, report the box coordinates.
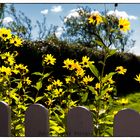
[3,3,140,55]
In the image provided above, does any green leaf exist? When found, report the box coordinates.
[34,81,42,91]
[88,86,96,95]
[81,92,88,103]
[102,16,108,24]
[50,126,60,132]
[54,112,62,123]
[10,88,18,94]
[89,63,100,79]
[42,72,51,80]
[109,49,117,55]
[94,40,108,50]
[95,40,105,47]
[98,60,105,66]
[107,49,117,58]
[104,130,113,136]
[17,82,22,89]
[26,96,34,102]
[35,96,44,103]
[15,124,22,130]
[49,120,58,126]
[32,72,43,76]
[102,72,115,84]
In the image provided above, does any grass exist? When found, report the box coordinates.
[118,92,140,112]
[105,92,140,136]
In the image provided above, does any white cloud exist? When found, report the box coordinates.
[91,10,101,15]
[107,10,137,20]
[51,5,62,13]
[55,27,63,38]
[2,17,13,24]
[41,9,49,15]
[64,9,80,22]
[67,9,80,18]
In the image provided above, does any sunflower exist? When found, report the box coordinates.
[115,66,127,75]
[0,28,12,41]
[88,13,103,25]
[118,18,130,32]
[10,35,23,47]
[134,74,140,83]
[43,54,56,65]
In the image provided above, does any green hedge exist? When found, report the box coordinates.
[15,39,140,96]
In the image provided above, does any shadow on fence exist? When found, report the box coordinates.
[0,101,140,137]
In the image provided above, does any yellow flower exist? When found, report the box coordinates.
[65,77,71,84]
[107,77,115,84]
[46,98,54,106]
[103,93,110,101]
[10,35,23,47]
[81,56,94,68]
[65,76,75,84]
[14,64,29,74]
[0,28,12,41]
[53,88,64,96]
[81,75,94,85]
[7,56,15,65]
[46,84,53,91]
[115,66,127,75]
[0,66,12,76]
[108,87,113,92]
[1,52,16,66]
[75,67,85,77]
[63,59,74,70]
[71,61,81,70]
[63,59,73,70]
[95,83,100,89]
[118,18,130,32]
[134,74,140,83]
[88,13,103,25]
[12,69,20,75]
[52,79,63,87]
[44,54,56,65]
[117,98,128,105]
[1,52,10,59]
[23,77,32,85]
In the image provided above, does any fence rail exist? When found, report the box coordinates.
[0,101,140,137]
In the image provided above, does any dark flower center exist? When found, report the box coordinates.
[120,25,124,29]
[93,16,96,20]
[68,64,71,68]
[2,34,8,37]
[83,62,88,65]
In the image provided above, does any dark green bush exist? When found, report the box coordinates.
[15,38,140,96]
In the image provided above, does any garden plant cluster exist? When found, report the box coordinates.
[0,7,140,137]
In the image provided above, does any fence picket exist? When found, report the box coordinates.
[25,104,49,137]
[113,108,140,136]
[0,101,11,137]
[1,101,140,137]
[67,106,93,136]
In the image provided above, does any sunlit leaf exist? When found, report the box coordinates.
[35,96,44,103]
[81,92,88,103]
[32,72,43,76]
[89,63,100,79]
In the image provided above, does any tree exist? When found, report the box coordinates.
[0,3,5,26]
[62,6,135,52]
[5,4,32,40]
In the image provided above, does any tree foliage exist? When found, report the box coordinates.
[0,3,5,26]
[62,6,135,52]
